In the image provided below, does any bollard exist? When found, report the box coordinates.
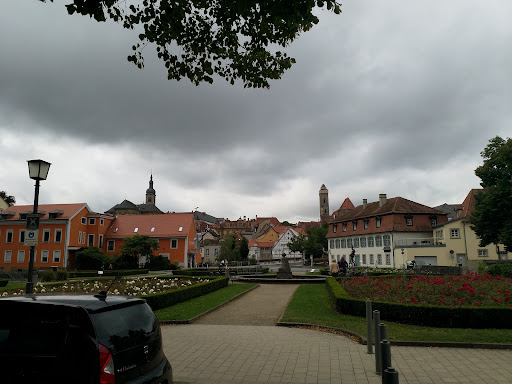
[373,310,381,375]
[377,323,387,375]
[366,300,373,354]
[380,339,391,377]
[382,367,400,384]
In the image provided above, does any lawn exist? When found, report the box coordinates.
[280,284,512,344]
[155,283,257,321]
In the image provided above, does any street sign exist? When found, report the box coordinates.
[26,214,40,230]
[24,230,39,246]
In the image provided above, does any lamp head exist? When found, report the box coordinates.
[27,159,51,180]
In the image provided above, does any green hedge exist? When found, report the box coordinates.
[325,276,512,329]
[487,263,512,278]
[143,276,229,310]
[0,279,8,287]
[67,269,149,278]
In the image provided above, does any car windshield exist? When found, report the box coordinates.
[91,303,158,353]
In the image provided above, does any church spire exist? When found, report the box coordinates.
[145,173,156,204]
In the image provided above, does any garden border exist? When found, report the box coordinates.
[326,276,512,329]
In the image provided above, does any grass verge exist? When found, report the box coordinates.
[154,283,257,321]
[0,282,26,292]
[280,284,512,344]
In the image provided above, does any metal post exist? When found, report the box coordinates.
[378,323,388,376]
[366,300,373,354]
[380,339,391,376]
[373,310,381,375]
[382,367,399,384]
[379,323,387,342]
[26,179,40,294]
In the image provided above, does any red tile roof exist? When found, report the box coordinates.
[2,203,88,220]
[458,189,483,219]
[105,213,194,238]
[248,240,275,248]
[338,198,355,211]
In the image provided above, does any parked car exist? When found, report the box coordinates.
[0,293,173,384]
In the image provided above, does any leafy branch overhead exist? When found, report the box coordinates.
[41,0,341,88]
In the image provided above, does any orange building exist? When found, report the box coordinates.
[0,204,114,271]
[103,213,198,268]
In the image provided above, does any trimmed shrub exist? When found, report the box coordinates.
[55,270,68,281]
[0,279,8,287]
[147,255,171,271]
[41,270,55,282]
[325,276,512,329]
[143,277,229,311]
[487,263,512,278]
[76,247,105,270]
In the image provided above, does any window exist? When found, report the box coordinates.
[78,232,82,244]
[41,250,49,263]
[206,249,210,256]
[6,230,13,243]
[17,250,25,263]
[89,218,96,225]
[353,222,357,231]
[347,238,353,248]
[340,239,346,248]
[55,229,62,243]
[376,217,381,228]
[406,217,413,226]
[369,254,374,264]
[134,227,138,233]
[430,217,437,226]
[362,254,367,264]
[342,223,347,232]
[450,229,460,239]
[333,224,337,233]
[375,235,382,247]
[19,230,25,243]
[364,220,368,230]
[4,250,12,263]
[383,235,391,247]
[81,217,86,225]
[107,240,115,251]
[354,237,360,248]
[88,234,94,247]
[99,235,104,248]
[478,249,488,257]
[368,236,374,247]
[53,250,61,263]
[100,219,104,225]
[43,229,50,243]
[377,254,382,265]
[171,239,178,248]
[386,254,391,265]
[214,248,219,256]
[360,237,366,247]
[335,239,340,248]
[330,240,334,249]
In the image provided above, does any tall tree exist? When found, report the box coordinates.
[288,223,328,259]
[471,136,512,250]
[239,236,249,260]
[0,191,16,206]
[41,0,341,88]
[121,234,159,265]
[219,233,249,261]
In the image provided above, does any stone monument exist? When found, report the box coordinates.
[277,253,293,279]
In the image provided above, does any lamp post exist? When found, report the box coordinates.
[26,159,51,294]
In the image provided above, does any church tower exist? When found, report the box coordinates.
[319,184,329,221]
[146,174,156,204]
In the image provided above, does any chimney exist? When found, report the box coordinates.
[379,194,387,207]
[363,199,368,209]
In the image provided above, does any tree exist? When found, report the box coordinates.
[239,236,249,260]
[76,246,105,270]
[0,191,15,206]
[288,223,328,259]
[219,233,248,261]
[471,136,512,250]
[121,234,159,266]
[41,0,341,88]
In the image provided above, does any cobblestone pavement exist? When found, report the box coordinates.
[162,324,512,384]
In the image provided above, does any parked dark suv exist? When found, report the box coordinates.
[0,293,173,384]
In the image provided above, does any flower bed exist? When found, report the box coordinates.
[340,272,512,307]
[326,275,512,329]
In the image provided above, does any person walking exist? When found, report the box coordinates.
[330,259,339,277]
[339,256,348,276]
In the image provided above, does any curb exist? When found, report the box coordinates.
[276,322,512,350]
[160,283,260,325]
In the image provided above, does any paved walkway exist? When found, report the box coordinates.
[161,284,512,384]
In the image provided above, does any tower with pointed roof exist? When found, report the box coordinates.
[319,184,329,221]
[146,174,156,205]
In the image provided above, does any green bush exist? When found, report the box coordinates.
[0,279,8,287]
[76,247,105,270]
[41,270,55,282]
[487,263,512,278]
[478,261,487,275]
[325,276,512,329]
[147,255,171,271]
[143,277,229,311]
[55,270,68,281]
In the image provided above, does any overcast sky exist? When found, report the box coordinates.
[1,1,511,223]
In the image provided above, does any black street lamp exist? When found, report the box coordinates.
[26,159,51,294]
